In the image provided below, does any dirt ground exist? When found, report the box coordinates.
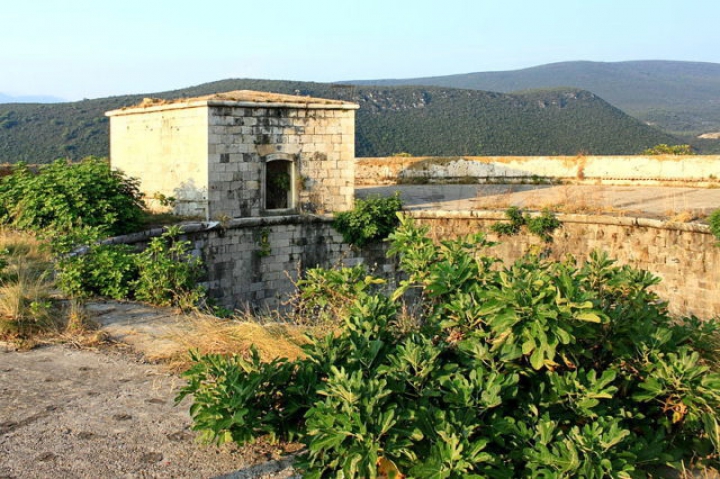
[0,303,300,479]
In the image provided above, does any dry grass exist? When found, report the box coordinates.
[150,311,309,370]
[538,187,629,217]
[666,210,706,224]
[0,229,55,340]
[473,184,623,216]
[0,229,104,348]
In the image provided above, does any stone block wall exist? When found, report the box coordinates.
[178,216,391,311]
[107,91,358,222]
[206,105,356,219]
[357,155,720,186]
[406,210,720,319]
[111,211,718,319]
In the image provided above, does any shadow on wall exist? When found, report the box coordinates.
[171,180,208,219]
[144,180,209,219]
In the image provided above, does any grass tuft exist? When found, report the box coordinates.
[150,311,308,370]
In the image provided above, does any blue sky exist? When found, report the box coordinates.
[2,0,719,100]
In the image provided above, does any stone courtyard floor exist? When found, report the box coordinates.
[357,184,720,220]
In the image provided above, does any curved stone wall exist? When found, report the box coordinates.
[108,211,719,319]
[406,210,720,319]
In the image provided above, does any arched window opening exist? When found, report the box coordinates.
[265,159,294,210]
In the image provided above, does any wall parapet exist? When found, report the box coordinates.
[405,210,719,319]
[357,155,720,186]
[103,210,718,319]
[406,209,712,234]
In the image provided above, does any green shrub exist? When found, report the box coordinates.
[132,227,205,308]
[332,193,403,247]
[179,216,720,478]
[293,265,386,327]
[709,209,720,244]
[492,206,562,242]
[490,205,524,236]
[642,144,695,155]
[527,208,562,242]
[0,157,144,235]
[57,244,138,300]
[56,226,204,309]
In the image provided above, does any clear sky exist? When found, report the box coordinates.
[2,0,719,101]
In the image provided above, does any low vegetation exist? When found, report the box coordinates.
[491,206,562,242]
[642,144,696,155]
[0,157,144,235]
[54,227,205,309]
[710,209,720,244]
[0,160,206,345]
[0,230,54,340]
[332,193,403,247]
[0,229,100,346]
[179,216,720,478]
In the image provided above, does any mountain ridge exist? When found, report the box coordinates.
[0,78,679,163]
[346,60,720,136]
[0,93,66,104]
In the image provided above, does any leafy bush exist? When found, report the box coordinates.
[642,144,695,155]
[56,227,205,309]
[132,227,205,308]
[179,216,720,478]
[527,208,563,242]
[293,265,385,327]
[57,243,138,300]
[0,157,144,235]
[332,193,403,247]
[710,209,720,244]
[492,206,562,242]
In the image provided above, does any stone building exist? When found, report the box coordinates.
[106,90,358,220]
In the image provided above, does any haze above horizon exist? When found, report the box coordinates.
[2,0,719,101]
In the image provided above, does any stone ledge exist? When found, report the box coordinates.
[405,209,712,234]
[103,215,336,246]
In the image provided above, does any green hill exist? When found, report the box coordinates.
[348,60,720,138]
[0,79,678,163]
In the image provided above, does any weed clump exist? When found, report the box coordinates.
[492,206,562,242]
[709,209,720,244]
[333,193,403,247]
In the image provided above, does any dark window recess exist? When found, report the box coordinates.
[266,160,292,210]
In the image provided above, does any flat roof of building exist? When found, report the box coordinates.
[106,90,359,116]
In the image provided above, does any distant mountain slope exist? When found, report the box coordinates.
[0,79,677,163]
[0,93,66,103]
[348,60,720,135]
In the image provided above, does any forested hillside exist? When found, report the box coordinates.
[348,60,720,137]
[0,79,678,163]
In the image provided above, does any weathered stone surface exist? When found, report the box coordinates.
[408,210,720,320]
[107,90,358,220]
[357,155,720,186]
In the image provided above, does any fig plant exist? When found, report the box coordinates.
[179,216,720,478]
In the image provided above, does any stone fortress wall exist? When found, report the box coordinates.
[112,206,719,319]
[107,91,357,221]
[407,210,720,320]
[105,90,720,319]
[357,155,720,186]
